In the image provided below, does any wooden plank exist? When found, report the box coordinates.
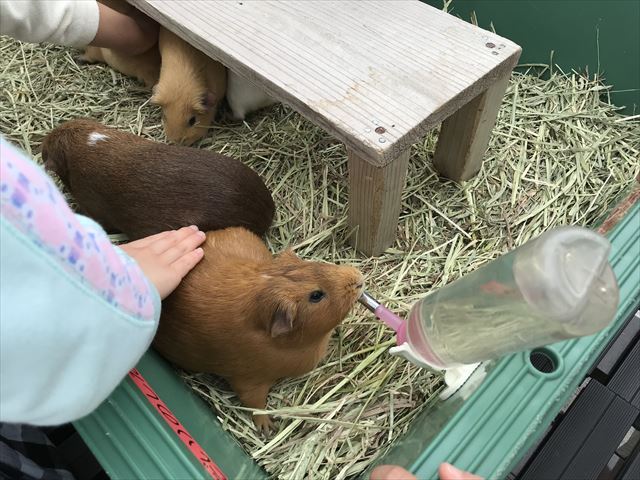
[432,71,511,181]
[128,0,521,166]
[348,148,410,255]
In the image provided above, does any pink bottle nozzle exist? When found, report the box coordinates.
[358,292,407,345]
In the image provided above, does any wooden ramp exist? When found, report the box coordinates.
[130,0,521,254]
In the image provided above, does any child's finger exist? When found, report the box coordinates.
[171,248,205,279]
[370,465,416,480]
[149,226,199,254]
[162,230,206,264]
[438,463,483,480]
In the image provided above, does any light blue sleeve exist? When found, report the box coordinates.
[0,216,161,426]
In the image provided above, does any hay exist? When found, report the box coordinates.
[1,36,639,480]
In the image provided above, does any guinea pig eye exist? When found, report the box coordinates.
[188,116,196,127]
[309,290,325,303]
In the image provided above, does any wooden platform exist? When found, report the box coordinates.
[129,0,521,254]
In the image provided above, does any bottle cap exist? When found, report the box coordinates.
[513,226,611,321]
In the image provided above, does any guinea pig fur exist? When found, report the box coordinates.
[78,45,160,89]
[76,0,161,88]
[41,118,275,239]
[227,69,278,121]
[155,227,364,433]
[152,27,227,146]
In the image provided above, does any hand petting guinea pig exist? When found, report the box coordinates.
[41,118,274,239]
[155,227,364,433]
[151,27,227,146]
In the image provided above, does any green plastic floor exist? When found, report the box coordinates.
[381,200,640,478]
[75,200,640,479]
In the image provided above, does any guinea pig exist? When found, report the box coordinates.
[77,45,160,88]
[155,227,364,433]
[151,27,227,146]
[41,118,275,239]
[76,0,161,88]
[226,69,279,120]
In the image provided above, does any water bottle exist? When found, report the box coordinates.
[402,226,619,368]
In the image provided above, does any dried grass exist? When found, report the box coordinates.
[1,36,639,479]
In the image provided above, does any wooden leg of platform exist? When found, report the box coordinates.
[348,148,410,256]
[433,72,511,181]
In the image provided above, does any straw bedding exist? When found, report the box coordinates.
[1,35,638,479]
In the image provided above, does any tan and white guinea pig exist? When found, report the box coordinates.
[76,0,161,88]
[78,45,160,88]
[151,27,227,146]
[155,227,364,433]
[226,69,279,120]
[41,119,275,239]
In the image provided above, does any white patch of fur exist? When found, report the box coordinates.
[87,132,109,146]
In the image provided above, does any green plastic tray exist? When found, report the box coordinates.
[75,352,264,479]
[75,200,639,479]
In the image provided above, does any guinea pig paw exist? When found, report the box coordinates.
[74,54,93,66]
[254,414,275,437]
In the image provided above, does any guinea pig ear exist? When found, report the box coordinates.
[200,91,217,112]
[270,300,296,337]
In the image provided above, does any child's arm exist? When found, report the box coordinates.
[92,2,159,54]
[0,0,157,54]
[0,138,200,425]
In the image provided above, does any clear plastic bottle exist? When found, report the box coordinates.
[405,226,619,368]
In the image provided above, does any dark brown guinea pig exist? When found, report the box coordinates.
[41,119,274,238]
[155,227,364,433]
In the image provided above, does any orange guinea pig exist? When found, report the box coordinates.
[151,27,227,146]
[155,227,364,433]
[78,44,160,88]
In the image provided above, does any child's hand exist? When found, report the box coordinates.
[120,226,206,300]
[370,463,482,480]
[91,3,159,55]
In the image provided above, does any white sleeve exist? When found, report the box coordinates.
[0,0,100,47]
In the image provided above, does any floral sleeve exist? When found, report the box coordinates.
[0,137,157,320]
